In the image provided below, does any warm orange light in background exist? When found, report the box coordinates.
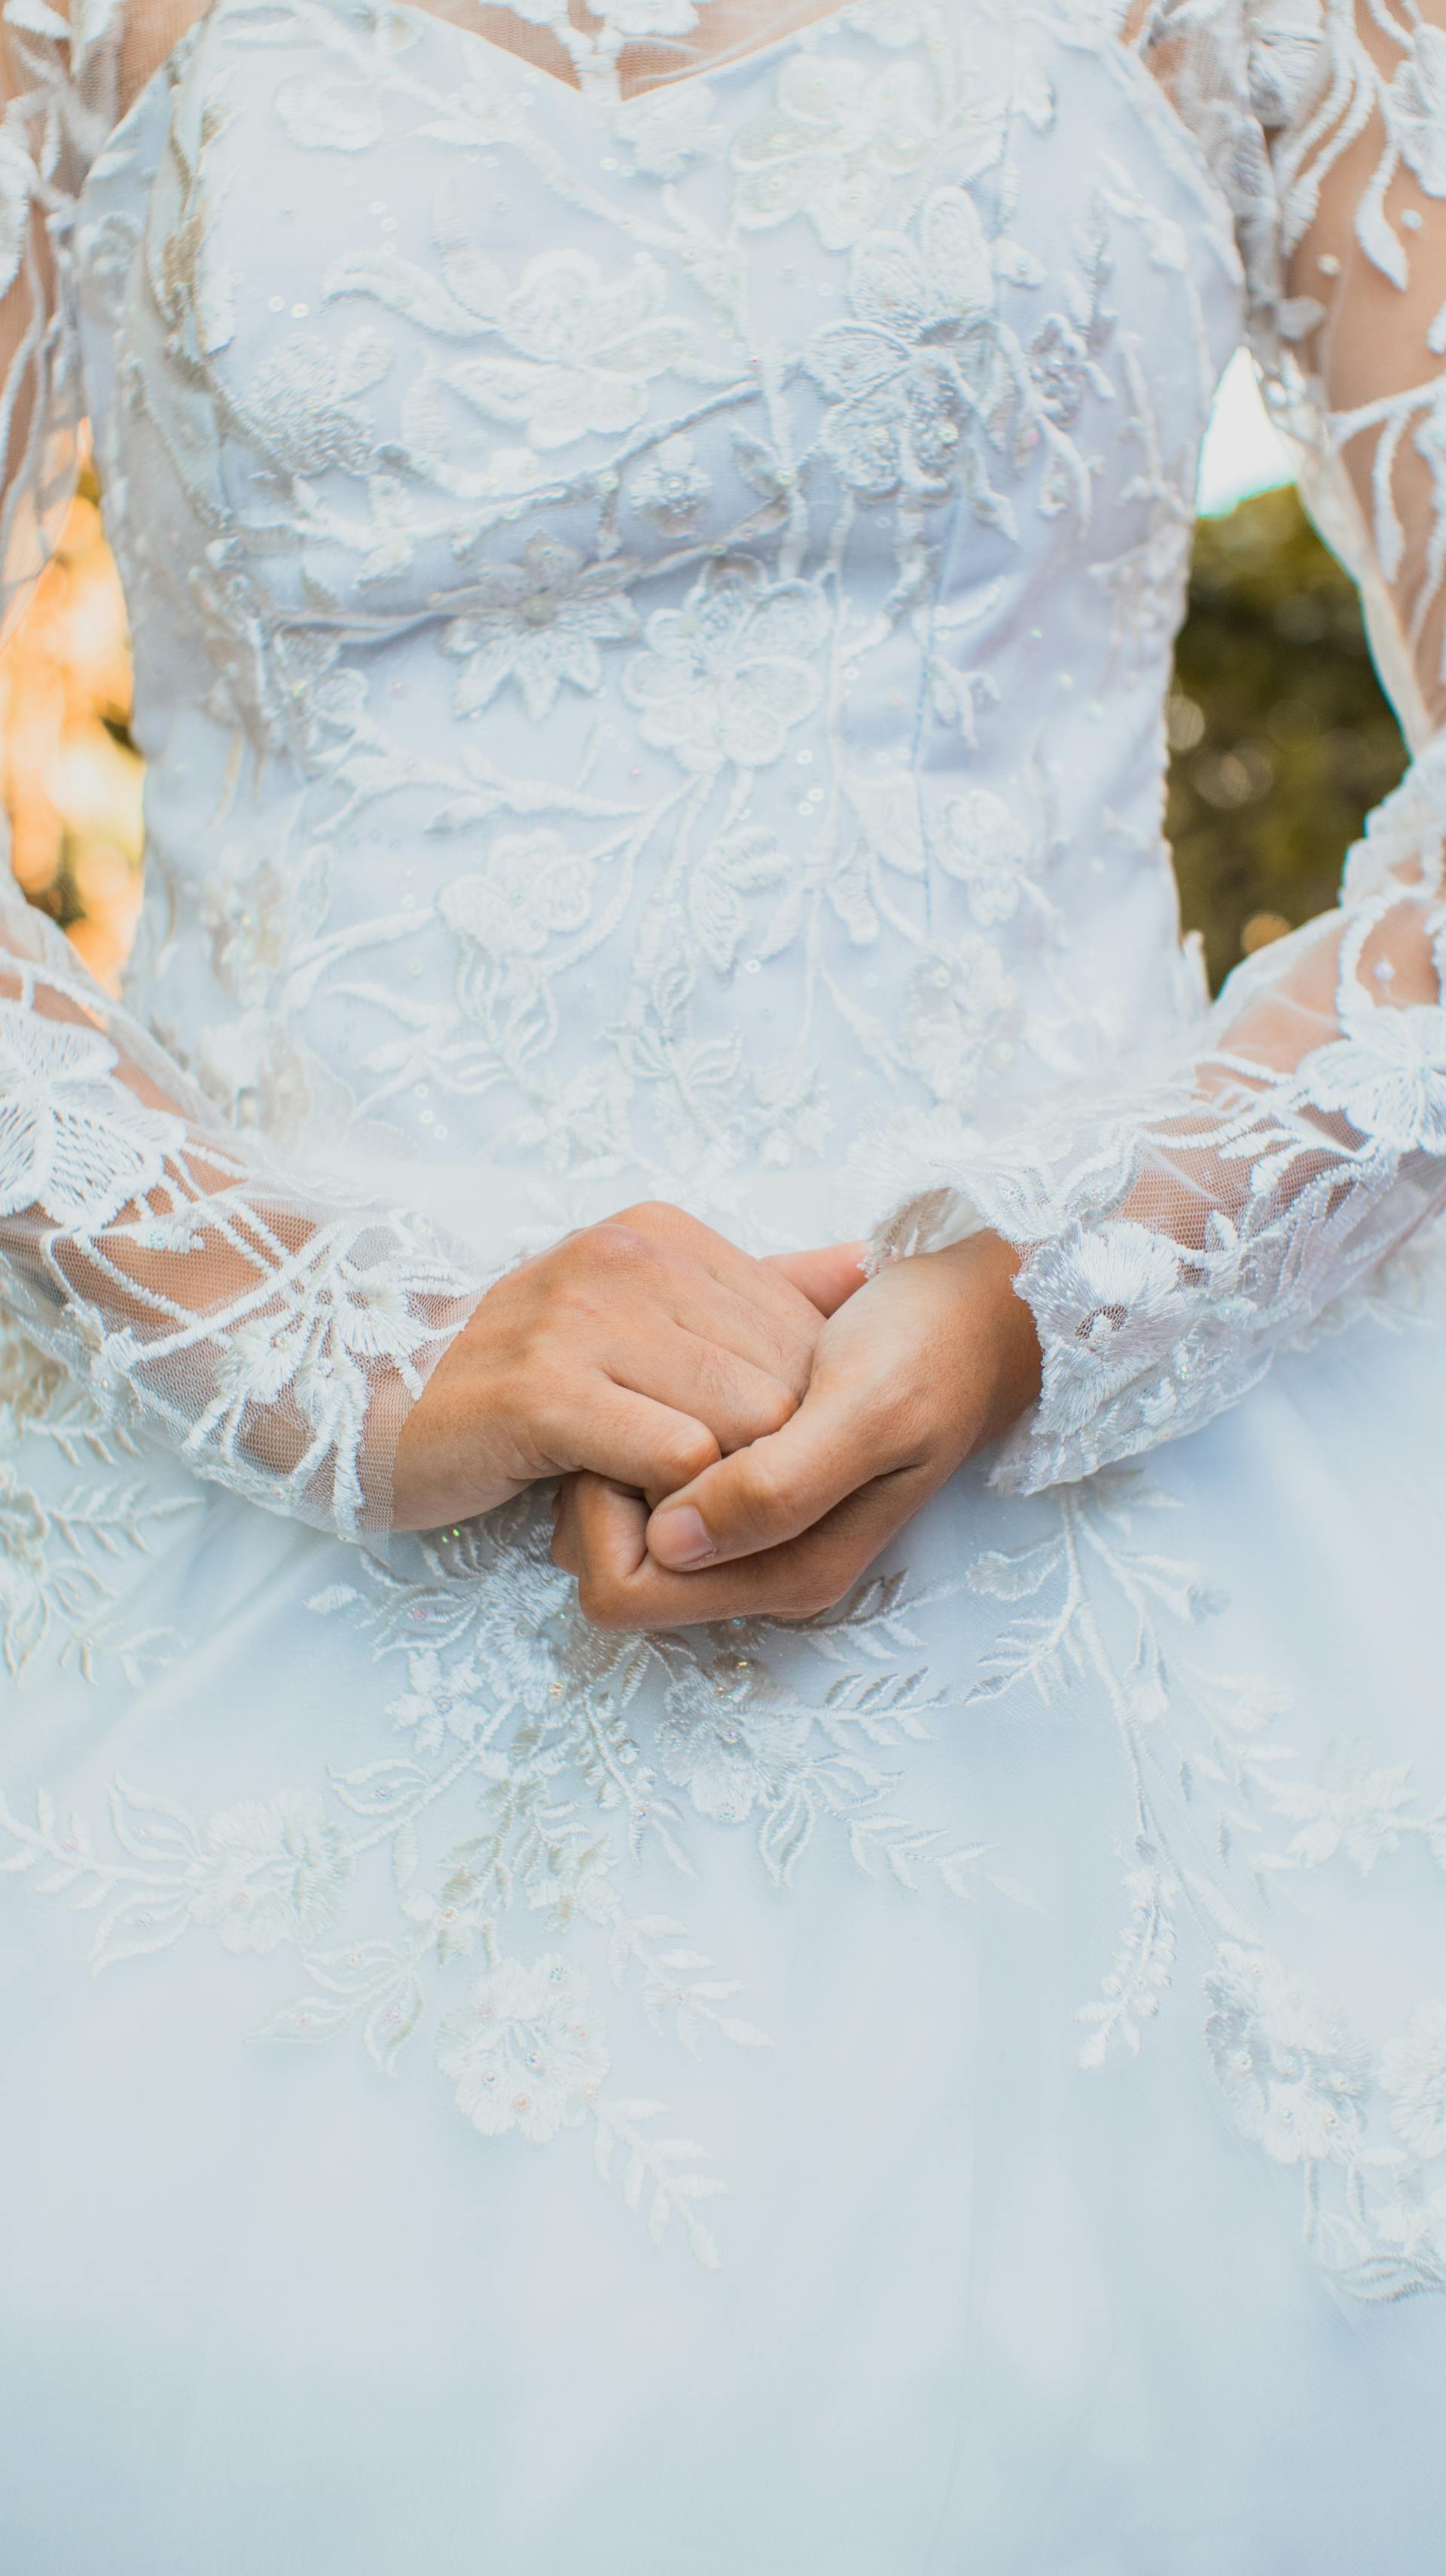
[0,456,143,994]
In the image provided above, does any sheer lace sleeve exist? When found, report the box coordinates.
[869,0,1446,1495]
[1,878,487,1534]
[0,0,487,1537]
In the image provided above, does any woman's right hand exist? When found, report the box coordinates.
[390,1200,863,1534]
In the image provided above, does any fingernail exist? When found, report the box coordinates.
[650,1506,715,1569]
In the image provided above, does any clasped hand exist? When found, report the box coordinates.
[393,1200,1040,1627]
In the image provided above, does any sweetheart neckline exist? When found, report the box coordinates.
[404,0,872,107]
[105,0,878,145]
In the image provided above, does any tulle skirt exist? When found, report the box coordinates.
[5,1194,1446,2571]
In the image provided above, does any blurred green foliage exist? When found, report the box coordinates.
[1168,484,1408,990]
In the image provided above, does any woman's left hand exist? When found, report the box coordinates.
[551,1230,1042,1629]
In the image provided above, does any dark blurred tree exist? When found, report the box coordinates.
[1168,484,1408,990]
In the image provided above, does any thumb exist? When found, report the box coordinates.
[645,1372,865,1570]
[765,1239,868,1318]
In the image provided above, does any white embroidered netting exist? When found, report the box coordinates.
[1,0,1445,1532]
[0,0,494,1538]
[0,0,858,1543]
[872,0,1446,1495]
[0,868,488,1536]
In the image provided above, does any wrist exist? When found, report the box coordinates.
[926,1228,1042,1451]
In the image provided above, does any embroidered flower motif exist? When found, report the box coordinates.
[753,1047,832,1164]
[731,54,936,249]
[623,555,828,770]
[186,539,356,763]
[0,124,34,302]
[0,1004,183,1232]
[195,1224,460,1530]
[846,769,925,876]
[1380,2003,1446,2160]
[241,328,392,475]
[1341,737,1446,899]
[203,843,333,1009]
[0,1465,48,1667]
[437,1953,609,2144]
[844,0,935,49]
[627,432,711,531]
[1385,23,1446,196]
[276,72,386,154]
[658,1665,813,1823]
[936,787,1033,925]
[1020,1220,1193,1421]
[439,829,598,965]
[806,188,1010,501]
[1028,313,1100,429]
[687,824,789,973]
[117,1205,206,1255]
[442,537,639,720]
[441,248,697,450]
[1205,1943,1367,2165]
[1301,1003,1446,1154]
[590,0,700,35]
[615,81,723,179]
[1245,0,1329,129]
[0,1329,65,1448]
[188,1791,355,1956]
[67,1302,142,1410]
[457,0,694,54]
[386,1649,486,1753]
[1267,1736,1415,1872]
[1374,2183,1446,2273]
[900,935,1020,1101]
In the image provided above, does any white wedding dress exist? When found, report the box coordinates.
[6,0,1446,2561]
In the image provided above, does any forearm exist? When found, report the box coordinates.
[1,900,487,1535]
[867,771,1446,1494]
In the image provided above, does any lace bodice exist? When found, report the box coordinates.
[1,0,1444,1532]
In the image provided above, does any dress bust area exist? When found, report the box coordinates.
[92,0,1286,124]
[74,0,1443,749]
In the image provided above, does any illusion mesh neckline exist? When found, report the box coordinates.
[373,0,868,101]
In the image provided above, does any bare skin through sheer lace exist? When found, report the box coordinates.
[859,2,1446,1496]
[103,0,863,110]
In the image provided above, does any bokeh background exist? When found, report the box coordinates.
[4,360,1410,999]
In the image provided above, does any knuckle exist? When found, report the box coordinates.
[776,1338,818,1402]
[586,1221,648,1272]
[737,1450,790,1525]
[545,1231,592,1286]
[751,1378,798,1439]
[609,1199,677,1241]
[577,1576,631,1631]
[664,1424,718,1488]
